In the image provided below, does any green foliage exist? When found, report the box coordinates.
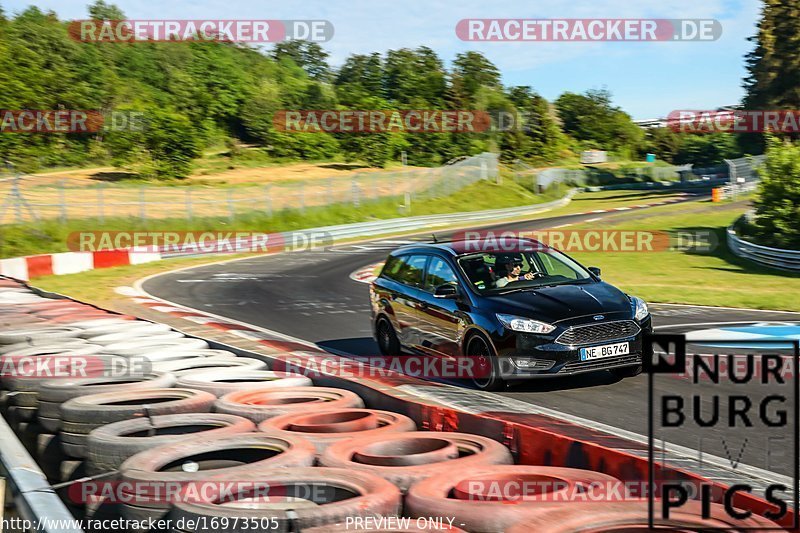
[749,137,800,248]
[107,106,200,179]
[744,0,800,110]
[555,89,643,155]
[672,134,742,167]
[643,128,682,163]
[0,2,651,175]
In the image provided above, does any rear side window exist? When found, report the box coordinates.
[398,255,428,287]
[381,255,406,281]
[381,254,428,287]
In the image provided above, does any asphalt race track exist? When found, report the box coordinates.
[144,198,799,478]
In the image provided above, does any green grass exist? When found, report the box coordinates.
[31,253,256,307]
[564,199,800,311]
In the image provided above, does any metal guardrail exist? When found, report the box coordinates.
[0,414,82,533]
[727,225,800,271]
[160,190,578,258]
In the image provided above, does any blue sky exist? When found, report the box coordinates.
[3,0,762,119]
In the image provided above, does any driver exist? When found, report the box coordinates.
[495,258,539,288]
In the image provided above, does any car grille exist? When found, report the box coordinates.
[559,354,642,374]
[556,320,641,346]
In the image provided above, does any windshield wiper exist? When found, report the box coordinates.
[499,284,558,294]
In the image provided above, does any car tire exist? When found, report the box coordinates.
[86,413,255,475]
[610,364,642,378]
[168,467,401,532]
[465,334,506,392]
[375,316,401,356]
[215,387,364,423]
[319,432,513,492]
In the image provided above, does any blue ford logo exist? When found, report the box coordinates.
[593,315,605,321]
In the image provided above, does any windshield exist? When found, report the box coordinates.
[457,250,592,293]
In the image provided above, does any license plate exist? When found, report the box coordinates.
[580,342,629,361]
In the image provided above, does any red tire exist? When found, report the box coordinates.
[215,386,364,423]
[168,467,401,532]
[405,465,622,532]
[258,408,416,453]
[319,432,513,491]
[118,433,317,517]
[505,500,782,532]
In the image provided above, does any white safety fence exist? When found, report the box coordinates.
[0,153,498,225]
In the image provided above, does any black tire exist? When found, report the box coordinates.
[375,316,400,356]
[465,334,506,391]
[610,364,643,378]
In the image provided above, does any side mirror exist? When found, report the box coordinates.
[434,283,459,299]
[588,267,602,277]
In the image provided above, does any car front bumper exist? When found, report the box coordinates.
[493,317,652,379]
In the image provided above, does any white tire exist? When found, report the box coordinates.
[78,322,172,339]
[104,338,208,357]
[86,331,183,346]
[176,369,311,396]
[0,327,84,345]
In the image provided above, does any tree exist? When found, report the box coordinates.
[555,89,642,155]
[108,106,200,179]
[335,53,383,104]
[272,40,330,80]
[744,0,800,109]
[451,51,500,103]
[505,86,565,162]
[88,0,125,20]
[383,47,446,106]
[673,134,741,167]
[642,128,681,163]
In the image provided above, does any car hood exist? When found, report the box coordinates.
[485,281,632,324]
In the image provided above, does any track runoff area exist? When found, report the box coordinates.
[142,199,799,528]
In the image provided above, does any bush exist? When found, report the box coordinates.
[749,138,800,249]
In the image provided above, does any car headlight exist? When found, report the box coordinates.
[631,296,649,321]
[496,313,556,334]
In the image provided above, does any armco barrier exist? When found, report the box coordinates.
[728,225,800,271]
[0,404,82,533]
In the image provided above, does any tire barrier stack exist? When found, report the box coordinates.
[0,278,789,532]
